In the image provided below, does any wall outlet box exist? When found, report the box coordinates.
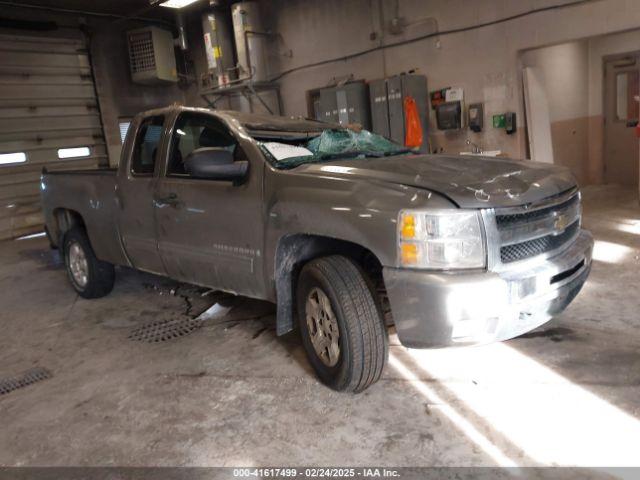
[493,114,506,128]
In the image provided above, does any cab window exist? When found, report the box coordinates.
[131,115,164,175]
[167,113,243,177]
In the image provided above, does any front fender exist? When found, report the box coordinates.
[263,167,456,334]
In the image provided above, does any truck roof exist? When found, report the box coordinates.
[138,105,335,134]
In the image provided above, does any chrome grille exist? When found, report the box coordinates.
[501,222,579,263]
[496,194,579,228]
[494,191,581,264]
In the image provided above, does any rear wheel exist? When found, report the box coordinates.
[63,227,115,299]
[296,255,388,393]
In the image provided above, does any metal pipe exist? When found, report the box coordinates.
[176,11,188,51]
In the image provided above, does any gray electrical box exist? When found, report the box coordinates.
[317,81,371,129]
[370,79,390,138]
[369,74,428,152]
[127,26,178,85]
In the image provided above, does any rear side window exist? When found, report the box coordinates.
[131,115,164,175]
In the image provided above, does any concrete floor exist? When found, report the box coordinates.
[0,185,639,468]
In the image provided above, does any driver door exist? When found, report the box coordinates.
[154,112,265,298]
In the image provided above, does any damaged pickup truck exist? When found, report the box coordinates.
[41,106,593,392]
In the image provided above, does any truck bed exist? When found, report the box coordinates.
[40,167,127,266]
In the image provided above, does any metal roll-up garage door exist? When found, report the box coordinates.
[0,33,107,240]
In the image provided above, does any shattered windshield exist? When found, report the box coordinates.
[254,128,412,168]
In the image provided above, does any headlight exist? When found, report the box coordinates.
[398,209,486,269]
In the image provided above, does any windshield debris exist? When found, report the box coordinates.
[258,128,412,168]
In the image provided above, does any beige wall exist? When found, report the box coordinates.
[521,41,591,182]
[519,29,640,184]
[263,0,640,180]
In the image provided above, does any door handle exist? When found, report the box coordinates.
[154,192,180,207]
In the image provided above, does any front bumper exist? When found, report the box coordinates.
[383,229,593,348]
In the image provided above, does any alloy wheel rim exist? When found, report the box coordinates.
[305,287,340,367]
[68,242,89,288]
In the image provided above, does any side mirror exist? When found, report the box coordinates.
[184,147,249,185]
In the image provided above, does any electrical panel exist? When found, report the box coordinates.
[127,26,178,85]
[317,81,371,129]
[369,74,428,152]
[369,79,390,138]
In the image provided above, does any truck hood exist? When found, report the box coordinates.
[294,153,577,208]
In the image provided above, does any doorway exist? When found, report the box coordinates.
[603,53,640,186]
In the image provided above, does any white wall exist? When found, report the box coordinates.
[521,42,590,122]
[520,41,590,177]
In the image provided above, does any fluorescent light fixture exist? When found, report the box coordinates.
[0,152,26,165]
[58,147,90,159]
[158,0,200,8]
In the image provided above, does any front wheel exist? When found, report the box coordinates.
[296,255,388,393]
[63,227,115,299]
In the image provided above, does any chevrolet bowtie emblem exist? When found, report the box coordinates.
[554,213,569,231]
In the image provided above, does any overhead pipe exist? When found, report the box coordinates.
[176,11,188,51]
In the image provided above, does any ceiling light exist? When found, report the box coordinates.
[158,0,200,9]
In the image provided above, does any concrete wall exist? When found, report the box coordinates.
[260,0,640,182]
[88,19,192,167]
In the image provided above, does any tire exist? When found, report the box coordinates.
[296,255,388,393]
[62,227,115,299]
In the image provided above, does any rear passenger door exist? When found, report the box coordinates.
[153,112,265,297]
[116,114,166,275]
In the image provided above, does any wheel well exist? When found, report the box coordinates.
[51,208,85,247]
[274,234,389,336]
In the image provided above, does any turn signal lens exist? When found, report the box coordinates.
[400,243,418,265]
[400,213,416,239]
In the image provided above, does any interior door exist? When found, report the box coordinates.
[154,112,265,298]
[604,54,640,185]
[116,114,166,275]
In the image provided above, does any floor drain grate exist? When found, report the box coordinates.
[128,317,204,343]
[0,367,52,396]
